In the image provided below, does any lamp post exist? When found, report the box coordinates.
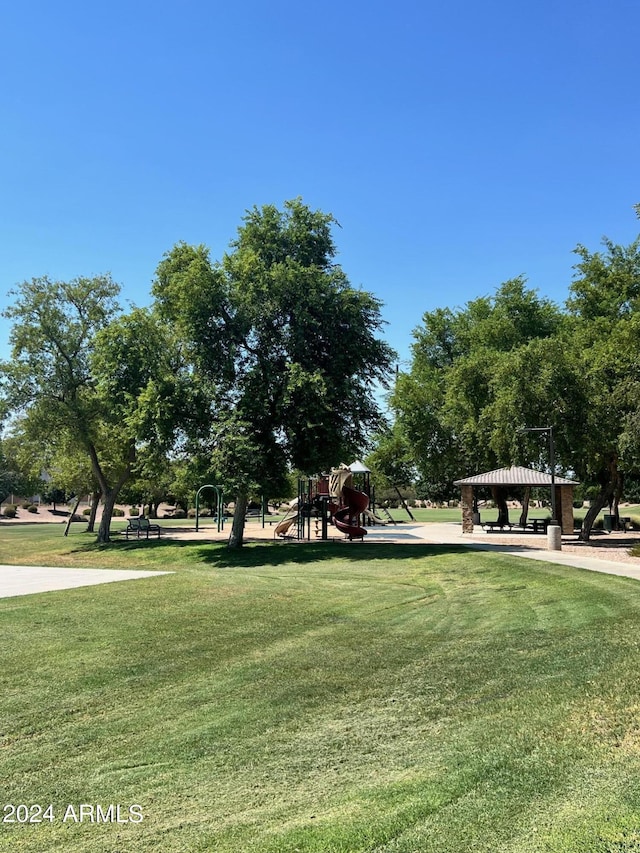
[519,426,558,527]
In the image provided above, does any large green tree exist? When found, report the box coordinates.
[0,277,179,542]
[4,416,100,525]
[391,234,640,540]
[0,435,41,505]
[153,199,395,547]
[564,236,640,537]
[391,278,571,477]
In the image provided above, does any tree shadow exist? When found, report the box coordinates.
[68,537,471,568]
[192,541,471,569]
[68,537,198,555]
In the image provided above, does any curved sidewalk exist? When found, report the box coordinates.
[411,522,640,582]
[0,565,173,600]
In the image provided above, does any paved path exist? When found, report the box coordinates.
[0,565,173,600]
[386,522,640,582]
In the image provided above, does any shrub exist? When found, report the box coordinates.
[187,509,197,518]
[128,507,140,517]
[21,501,31,509]
[27,505,38,513]
[82,507,92,516]
[3,505,17,518]
[173,509,187,519]
[112,507,125,517]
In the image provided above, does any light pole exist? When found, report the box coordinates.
[519,426,558,526]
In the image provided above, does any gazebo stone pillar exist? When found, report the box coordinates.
[557,485,574,534]
[461,485,474,532]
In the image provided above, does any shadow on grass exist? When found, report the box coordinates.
[192,541,471,568]
[69,536,471,568]
[68,537,198,554]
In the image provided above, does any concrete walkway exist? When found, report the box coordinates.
[393,522,640,582]
[0,565,173,600]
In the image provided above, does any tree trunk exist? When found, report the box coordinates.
[492,486,509,526]
[612,470,624,530]
[87,439,135,544]
[64,496,82,537]
[579,453,622,541]
[86,490,101,533]
[579,491,609,542]
[97,489,119,543]
[519,486,530,527]
[228,490,248,549]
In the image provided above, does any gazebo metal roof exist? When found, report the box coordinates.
[454,465,578,487]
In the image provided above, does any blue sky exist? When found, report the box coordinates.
[2,0,639,366]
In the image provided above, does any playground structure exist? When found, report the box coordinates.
[333,484,369,539]
[275,462,393,542]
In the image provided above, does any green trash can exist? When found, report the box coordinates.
[603,514,614,533]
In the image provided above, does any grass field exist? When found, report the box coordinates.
[2,526,640,851]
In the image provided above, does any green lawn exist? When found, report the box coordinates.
[2,527,640,851]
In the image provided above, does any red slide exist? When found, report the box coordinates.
[333,485,369,539]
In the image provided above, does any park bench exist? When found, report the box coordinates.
[125,517,161,539]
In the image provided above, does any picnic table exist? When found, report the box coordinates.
[482,519,549,534]
[482,521,513,532]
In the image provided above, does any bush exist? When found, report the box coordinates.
[173,510,187,519]
[27,505,38,513]
[128,507,140,517]
[112,507,125,517]
[21,501,31,509]
[187,509,197,518]
[3,505,17,518]
[82,507,92,516]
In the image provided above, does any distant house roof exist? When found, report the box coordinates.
[454,465,578,487]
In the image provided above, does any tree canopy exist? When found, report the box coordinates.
[386,232,640,539]
[153,199,396,546]
[0,277,179,541]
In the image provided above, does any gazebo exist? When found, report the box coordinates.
[454,465,579,534]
